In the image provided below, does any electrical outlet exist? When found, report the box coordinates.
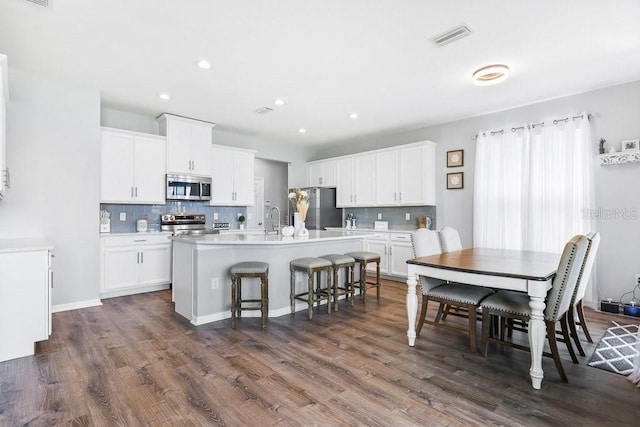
[119,212,126,221]
[405,213,410,221]
[237,212,242,219]
[377,213,382,220]
[213,212,219,220]
[211,277,220,290]
[636,274,640,287]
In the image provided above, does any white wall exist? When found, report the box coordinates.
[0,68,101,309]
[316,80,640,307]
[100,107,314,187]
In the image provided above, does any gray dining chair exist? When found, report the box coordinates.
[568,231,601,356]
[412,228,493,353]
[480,234,590,382]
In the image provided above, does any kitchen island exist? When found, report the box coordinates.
[171,230,372,325]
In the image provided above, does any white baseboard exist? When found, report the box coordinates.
[190,300,330,325]
[52,298,102,313]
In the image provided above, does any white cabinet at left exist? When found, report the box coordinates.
[0,239,53,362]
[100,127,166,204]
[0,54,9,199]
[100,233,172,299]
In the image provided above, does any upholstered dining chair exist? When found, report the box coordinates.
[480,234,590,382]
[412,228,493,353]
[568,231,601,356]
[439,226,463,252]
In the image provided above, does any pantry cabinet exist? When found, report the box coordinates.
[100,128,166,204]
[100,234,172,299]
[0,239,53,362]
[0,54,8,200]
[210,145,255,206]
[336,154,375,207]
[158,113,215,176]
[307,159,336,187]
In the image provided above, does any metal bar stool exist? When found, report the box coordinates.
[345,251,381,302]
[290,257,333,320]
[320,254,355,311]
[230,261,269,329]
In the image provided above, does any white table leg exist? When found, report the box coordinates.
[406,269,418,346]
[528,282,549,390]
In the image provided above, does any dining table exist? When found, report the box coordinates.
[405,247,560,389]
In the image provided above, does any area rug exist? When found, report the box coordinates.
[588,321,639,376]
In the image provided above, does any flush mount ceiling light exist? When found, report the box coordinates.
[298,128,306,134]
[274,98,285,106]
[159,93,171,100]
[196,60,211,69]
[473,64,509,86]
[349,112,359,119]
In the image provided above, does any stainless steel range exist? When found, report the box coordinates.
[161,213,220,235]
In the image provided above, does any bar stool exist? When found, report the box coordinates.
[230,261,269,329]
[320,254,356,311]
[290,257,333,320]
[345,251,381,302]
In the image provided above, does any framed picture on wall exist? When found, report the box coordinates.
[621,139,640,151]
[447,149,464,167]
[447,172,464,189]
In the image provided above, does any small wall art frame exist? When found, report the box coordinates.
[621,139,640,152]
[447,172,464,189]
[447,149,464,167]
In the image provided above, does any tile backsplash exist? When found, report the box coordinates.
[101,202,248,233]
[344,206,436,231]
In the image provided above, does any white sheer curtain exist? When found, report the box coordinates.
[474,115,594,254]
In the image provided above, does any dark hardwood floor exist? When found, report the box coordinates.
[1,280,638,426]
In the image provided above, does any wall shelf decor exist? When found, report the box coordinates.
[599,151,640,166]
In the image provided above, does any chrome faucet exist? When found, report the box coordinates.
[269,206,281,234]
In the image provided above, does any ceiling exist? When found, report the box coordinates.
[2,0,640,147]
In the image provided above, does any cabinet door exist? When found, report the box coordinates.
[232,151,255,205]
[103,246,141,290]
[210,148,235,205]
[398,145,426,205]
[336,158,355,207]
[322,161,336,187]
[375,151,398,205]
[389,242,414,277]
[166,119,192,174]
[307,163,323,187]
[354,155,375,206]
[134,136,166,204]
[139,244,171,286]
[366,240,389,274]
[101,131,134,202]
[189,124,212,175]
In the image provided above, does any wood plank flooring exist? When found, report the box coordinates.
[1,280,638,426]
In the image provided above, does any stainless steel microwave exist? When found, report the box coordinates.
[166,174,212,201]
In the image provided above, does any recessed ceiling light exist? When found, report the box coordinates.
[159,93,171,100]
[349,112,359,119]
[274,98,285,106]
[298,128,306,134]
[197,60,211,69]
[473,64,509,86]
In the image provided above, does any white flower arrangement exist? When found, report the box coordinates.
[288,188,309,203]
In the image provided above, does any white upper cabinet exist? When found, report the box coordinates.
[307,159,336,187]
[336,154,375,207]
[0,54,8,200]
[310,141,436,207]
[158,113,215,176]
[375,142,436,206]
[210,145,255,206]
[100,128,166,204]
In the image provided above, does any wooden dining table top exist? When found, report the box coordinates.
[407,247,560,281]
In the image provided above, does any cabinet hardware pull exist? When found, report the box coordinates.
[135,187,138,197]
[399,192,402,200]
[394,192,396,201]
[137,252,140,263]
[3,168,9,189]
[384,246,387,255]
[134,239,146,242]
[141,252,144,263]
[131,187,134,197]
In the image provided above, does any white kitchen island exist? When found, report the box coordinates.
[171,230,371,325]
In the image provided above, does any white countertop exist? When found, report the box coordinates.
[171,230,372,245]
[325,227,416,234]
[0,238,54,253]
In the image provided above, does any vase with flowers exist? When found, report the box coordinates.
[288,188,309,237]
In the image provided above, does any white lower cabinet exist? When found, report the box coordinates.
[100,234,172,298]
[0,241,53,362]
[365,232,413,278]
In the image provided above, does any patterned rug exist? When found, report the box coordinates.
[588,321,639,375]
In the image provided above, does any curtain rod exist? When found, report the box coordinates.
[472,113,592,140]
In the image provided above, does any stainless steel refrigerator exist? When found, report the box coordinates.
[289,187,342,230]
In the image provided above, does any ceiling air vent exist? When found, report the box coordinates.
[253,107,274,114]
[26,0,49,6]
[432,25,472,47]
